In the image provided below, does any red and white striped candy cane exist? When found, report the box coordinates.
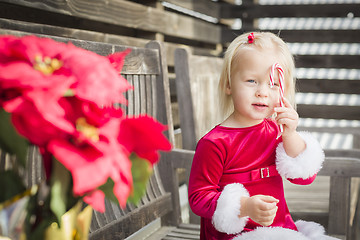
[269,63,285,133]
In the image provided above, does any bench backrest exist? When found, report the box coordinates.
[0,29,175,239]
[174,48,223,150]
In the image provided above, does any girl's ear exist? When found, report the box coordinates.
[225,81,231,95]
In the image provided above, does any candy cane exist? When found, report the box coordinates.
[269,63,285,133]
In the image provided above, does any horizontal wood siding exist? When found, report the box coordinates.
[222,29,360,43]
[0,0,222,44]
[296,79,360,94]
[221,4,359,19]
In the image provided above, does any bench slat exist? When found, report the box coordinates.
[297,104,360,120]
[296,55,360,69]
[90,194,173,240]
[319,158,360,177]
[297,79,360,94]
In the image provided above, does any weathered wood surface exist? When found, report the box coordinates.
[297,105,360,121]
[296,55,360,69]
[221,3,359,19]
[220,2,360,44]
[146,223,201,240]
[164,0,220,20]
[174,48,223,150]
[0,146,44,188]
[297,78,360,95]
[223,29,360,44]
[0,17,221,67]
[0,0,221,44]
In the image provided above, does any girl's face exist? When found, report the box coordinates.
[226,47,282,127]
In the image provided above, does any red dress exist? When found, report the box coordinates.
[188,119,324,240]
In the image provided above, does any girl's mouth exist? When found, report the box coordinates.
[253,103,268,107]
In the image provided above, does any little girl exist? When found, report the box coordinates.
[188,32,333,239]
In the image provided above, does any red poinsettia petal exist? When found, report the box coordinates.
[82,101,123,127]
[72,159,110,195]
[0,63,46,88]
[2,96,24,113]
[118,116,172,164]
[83,190,105,213]
[0,36,17,62]
[47,139,109,195]
[107,48,131,72]
[7,35,70,63]
[113,178,131,208]
[62,47,132,106]
[11,101,70,146]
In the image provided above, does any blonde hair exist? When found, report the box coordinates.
[218,32,296,118]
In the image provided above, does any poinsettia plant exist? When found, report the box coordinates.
[0,35,171,239]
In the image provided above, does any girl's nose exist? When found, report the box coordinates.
[255,83,269,97]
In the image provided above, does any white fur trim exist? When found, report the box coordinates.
[212,183,250,234]
[276,132,325,179]
[232,226,309,240]
[231,221,338,240]
[230,220,337,240]
[296,220,340,240]
[295,220,325,239]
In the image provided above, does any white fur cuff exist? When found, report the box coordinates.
[212,183,249,234]
[295,220,326,239]
[232,221,333,240]
[276,132,325,179]
[232,226,309,240]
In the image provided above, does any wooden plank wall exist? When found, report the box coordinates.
[0,0,224,64]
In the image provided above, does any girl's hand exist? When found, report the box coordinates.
[274,97,299,137]
[240,195,279,226]
[274,97,306,157]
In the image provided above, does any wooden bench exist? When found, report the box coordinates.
[0,28,200,239]
[174,47,360,239]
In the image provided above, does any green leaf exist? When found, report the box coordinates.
[0,170,26,202]
[50,159,71,224]
[99,154,154,206]
[127,154,153,205]
[99,178,119,204]
[0,108,29,167]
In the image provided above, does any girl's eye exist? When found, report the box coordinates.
[247,79,256,83]
[269,82,279,87]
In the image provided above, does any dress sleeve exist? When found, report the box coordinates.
[275,131,325,185]
[188,139,225,218]
[188,138,249,234]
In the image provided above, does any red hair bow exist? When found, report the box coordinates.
[248,32,255,43]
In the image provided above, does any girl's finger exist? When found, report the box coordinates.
[276,112,298,121]
[274,106,286,113]
[259,195,279,204]
[281,97,295,110]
